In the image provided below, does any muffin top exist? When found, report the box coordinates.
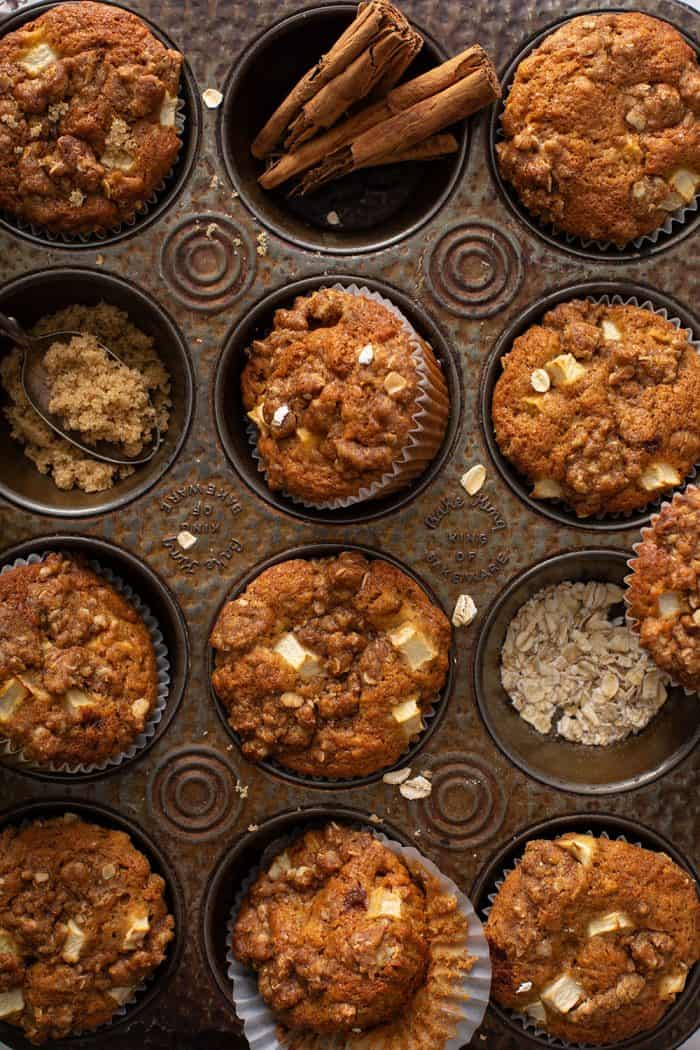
[0,1,183,234]
[485,832,700,1045]
[0,553,158,768]
[241,288,447,506]
[0,813,174,1045]
[232,824,429,1034]
[497,12,700,246]
[627,486,700,690]
[210,551,450,779]
[491,299,700,518]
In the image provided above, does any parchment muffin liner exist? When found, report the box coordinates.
[4,97,187,246]
[246,282,450,511]
[0,551,170,775]
[483,828,646,1049]
[516,293,700,525]
[495,78,699,254]
[225,826,491,1050]
[624,485,700,698]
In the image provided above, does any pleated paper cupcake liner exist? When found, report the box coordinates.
[247,282,450,511]
[226,827,491,1050]
[3,98,187,246]
[624,485,700,698]
[483,829,642,1049]
[0,552,170,774]
[520,293,700,525]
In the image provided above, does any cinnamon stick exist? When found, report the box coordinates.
[368,132,459,167]
[252,0,421,159]
[260,45,493,190]
[295,54,500,195]
[284,21,421,151]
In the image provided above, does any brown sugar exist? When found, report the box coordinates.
[0,302,171,493]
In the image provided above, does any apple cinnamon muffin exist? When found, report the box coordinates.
[485,832,700,1045]
[242,287,449,507]
[497,12,700,246]
[0,1,183,235]
[0,552,158,768]
[210,551,451,779]
[232,824,430,1034]
[491,299,700,518]
[0,813,174,1045]
[627,486,700,690]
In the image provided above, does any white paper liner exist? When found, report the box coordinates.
[483,829,646,1049]
[624,486,700,697]
[520,294,700,524]
[4,97,187,245]
[496,81,699,253]
[226,827,491,1050]
[0,551,170,774]
[246,282,449,511]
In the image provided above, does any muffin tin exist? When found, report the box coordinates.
[0,0,698,1047]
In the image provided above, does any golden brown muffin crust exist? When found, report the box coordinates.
[491,299,700,517]
[0,813,174,1045]
[485,833,700,1045]
[0,553,158,767]
[241,288,447,506]
[0,1,183,234]
[627,486,700,689]
[497,12,700,246]
[210,551,451,778]
[232,824,429,1034]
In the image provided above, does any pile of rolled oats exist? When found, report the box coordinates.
[500,581,670,745]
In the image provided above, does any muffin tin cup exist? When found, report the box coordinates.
[246,282,450,511]
[0,266,195,518]
[214,809,490,1050]
[207,542,456,789]
[624,485,700,697]
[218,3,468,255]
[214,274,461,525]
[0,534,189,782]
[480,280,700,532]
[473,548,700,795]
[0,0,201,249]
[472,813,700,1050]
[0,551,170,776]
[0,797,184,1050]
[489,9,700,262]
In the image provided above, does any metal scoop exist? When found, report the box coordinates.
[0,312,160,466]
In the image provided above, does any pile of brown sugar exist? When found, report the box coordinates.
[0,302,171,493]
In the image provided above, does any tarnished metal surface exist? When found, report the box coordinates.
[0,0,698,1046]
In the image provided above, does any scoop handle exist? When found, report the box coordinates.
[0,312,33,349]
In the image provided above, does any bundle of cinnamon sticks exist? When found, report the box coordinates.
[252,0,501,196]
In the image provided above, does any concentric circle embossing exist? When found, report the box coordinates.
[150,746,242,839]
[417,751,506,851]
[426,220,523,319]
[161,214,254,312]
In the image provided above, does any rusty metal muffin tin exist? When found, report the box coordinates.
[0,0,698,1046]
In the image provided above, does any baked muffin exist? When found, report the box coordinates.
[627,486,700,690]
[232,824,430,1034]
[210,550,451,779]
[485,832,700,1045]
[241,288,449,507]
[491,299,700,518]
[497,12,700,246]
[0,553,159,768]
[0,813,174,1045]
[0,2,183,235]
